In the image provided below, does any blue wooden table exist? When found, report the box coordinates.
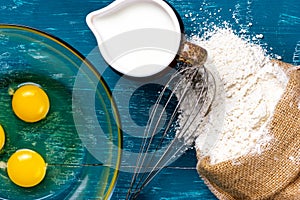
[0,0,299,199]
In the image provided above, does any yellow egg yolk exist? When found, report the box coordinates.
[0,125,5,150]
[12,84,50,123]
[7,149,47,187]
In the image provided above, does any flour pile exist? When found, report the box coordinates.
[192,28,289,164]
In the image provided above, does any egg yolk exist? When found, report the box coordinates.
[0,125,5,150]
[12,84,50,123]
[7,149,47,187]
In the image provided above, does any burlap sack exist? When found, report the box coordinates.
[197,60,300,200]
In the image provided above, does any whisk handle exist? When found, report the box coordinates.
[178,41,208,67]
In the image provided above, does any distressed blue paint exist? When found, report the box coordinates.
[0,0,299,199]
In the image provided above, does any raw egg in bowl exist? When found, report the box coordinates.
[0,24,122,199]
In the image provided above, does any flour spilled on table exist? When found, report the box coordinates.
[185,27,289,164]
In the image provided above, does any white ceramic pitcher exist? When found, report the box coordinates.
[86,0,182,77]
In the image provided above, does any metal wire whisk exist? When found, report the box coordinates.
[126,42,216,199]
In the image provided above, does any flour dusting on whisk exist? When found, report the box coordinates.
[175,65,215,145]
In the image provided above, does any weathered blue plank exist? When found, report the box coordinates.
[0,0,299,199]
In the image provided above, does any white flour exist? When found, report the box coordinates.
[192,28,289,164]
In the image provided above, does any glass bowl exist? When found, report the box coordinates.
[0,24,122,200]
